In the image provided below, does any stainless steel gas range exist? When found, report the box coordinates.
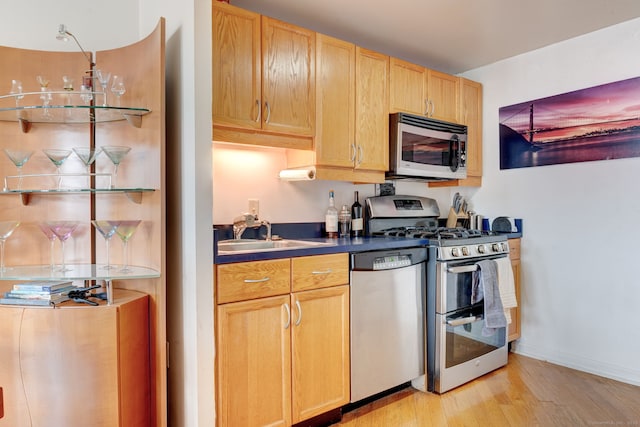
[366,195,510,394]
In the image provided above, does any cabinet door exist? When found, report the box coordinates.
[217,295,292,427]
[458,78,483,179]
[0,295,149,427]
[508,238,522,342]
[262,17,315,136]
[389,58,428,116]
[355,47,389,171]
[212,3,262,129]
[291,286,350,423]
[427,69,459,123]
[315,34,355,168]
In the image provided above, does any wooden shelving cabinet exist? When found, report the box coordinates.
[0,20,166,427]
[508,238,522,343]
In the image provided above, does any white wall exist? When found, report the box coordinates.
[462,18,640,385]
[212,143,456,224]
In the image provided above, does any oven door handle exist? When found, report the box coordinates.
[447,316,477,326]
[447,265,478,273]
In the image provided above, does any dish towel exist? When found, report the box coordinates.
[495,257,517,324]
[477,259,507,336]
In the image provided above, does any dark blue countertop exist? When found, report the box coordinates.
[214,236,431,264]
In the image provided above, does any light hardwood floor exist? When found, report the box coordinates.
[335,353,640,426]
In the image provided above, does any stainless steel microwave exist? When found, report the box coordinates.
[387,113,468,181]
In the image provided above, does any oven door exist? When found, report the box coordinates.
[434,305,507,393]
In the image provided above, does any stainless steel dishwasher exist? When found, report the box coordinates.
[350,247,428,402]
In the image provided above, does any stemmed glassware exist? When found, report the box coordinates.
[0,221,20,274]
[72,147,102,187]
[42,148,72,190]
[9,79,24,107]
[3,148,34,190]
[38,223,58,270]
[95,69,111,107]
[101,145,131,188]
[110,75,126,107]
[36,75,53,119]
[92,220,118,270]
[80,85,93,104]
[110,220,141,272]
[45,221,78,272]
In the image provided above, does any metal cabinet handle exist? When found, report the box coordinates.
[264,101,271,123]
[350,143,356,163]
[243,277,270,283]
[447,316,476,326]
[311,269,332,275]
[254,99,261,123]
[294,300,302,326]
[284,303,291,329]
[430,100,435,117]
[424,99,430,116]
[447,265,478,274]
[357,145,364,166]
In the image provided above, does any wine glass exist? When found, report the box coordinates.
[45,221,78,272]
[110,75,126,107]
[3,148,34,190]
[38,222,57,270]
[72,147,102,187]
[80,84,93,104]
[94,69,111,106]
[92,220,118,270]
[101,145,131,188]
[0,221,20,273]
[9,79,24,107]
[42,148,72,190]
[36,75,53,119]
[110,220,141,273]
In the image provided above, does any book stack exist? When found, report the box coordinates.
[0,281,75,307]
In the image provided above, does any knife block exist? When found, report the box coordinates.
[446,207,468,228]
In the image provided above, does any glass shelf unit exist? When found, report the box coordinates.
[0,187,155,205]
[0,91,151,130]
[0,264,160,305]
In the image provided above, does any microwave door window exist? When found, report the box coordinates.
[402,132,450,166]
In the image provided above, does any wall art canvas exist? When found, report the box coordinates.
[498,76,640,169]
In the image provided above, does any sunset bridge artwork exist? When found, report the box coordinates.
[498,76,640,169]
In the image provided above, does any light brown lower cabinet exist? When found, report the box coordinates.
[215,254,350,426]
[508,238,522,342]
[0,290,150,427]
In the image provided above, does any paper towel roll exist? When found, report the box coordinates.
[278,167,316,181]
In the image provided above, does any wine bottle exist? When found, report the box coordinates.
[325,190,338,238]
[351,190,363,237]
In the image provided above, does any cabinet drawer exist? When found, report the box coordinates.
[508,238,521,260]
[292,253,349,292]
[216,259,291,304]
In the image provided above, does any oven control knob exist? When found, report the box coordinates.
[492,243,500,252]
[477,245,486,254]
[451,248,460,257]
[501,242,508,252]
[461,246,469,256]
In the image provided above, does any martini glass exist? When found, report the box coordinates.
[101,145,131,189]
[36,75,53,119]
[95,69,111,106]
[45,221,78,272]
[73,147,102,188]
[42,148,72,190]
[0,221,20,273]
[92,220,118,270]
[111,220,141,273]
[38,222,58,270]
[3,148,34,190]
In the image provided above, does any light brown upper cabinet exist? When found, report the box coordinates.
[430,77,483,187]
[213,2,315,149]
[286,36,388,183]
[389,57,458,123]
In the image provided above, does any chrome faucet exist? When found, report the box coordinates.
[233,213,271,241]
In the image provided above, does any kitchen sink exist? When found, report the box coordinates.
[217,238,337,254]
